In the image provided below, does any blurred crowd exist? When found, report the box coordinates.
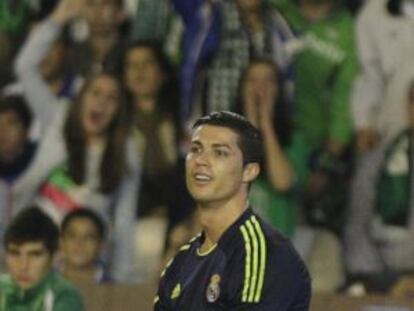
[0,0,414,298]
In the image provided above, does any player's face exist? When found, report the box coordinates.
[61,218,103,269]
[186,125,247,205]
[5,242,53,290]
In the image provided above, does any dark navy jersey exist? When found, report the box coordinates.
[154,208,311,311]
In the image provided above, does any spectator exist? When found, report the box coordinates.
[352,0,414,153]
[0,95,36,269]
[171,0,295,122]
[2,19,82,142]
[272,0,358,233]
[273,0,358,153]
[345,81,414,293]
[237,58,310,236]
[0,95,35,184]
[123,41,193,281]
[0,207,84,310]
[60,209,111,285]
[69,0,128,77]
[3,21,81,101]
[123,41,193,222]
[238,59,346,292]
[13,0,142,283]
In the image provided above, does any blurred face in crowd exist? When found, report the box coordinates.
[0,110,28,163]
[81,74,121,137]
[40,41,65,82]
[124,47,165,101]
[242,62,279,127]
[61,217,103,269]
[84,0,124,35]
[6,242,54,290]
[186,125,252,205]
[236,0,262,13]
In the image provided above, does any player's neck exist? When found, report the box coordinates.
[198,194,248,250]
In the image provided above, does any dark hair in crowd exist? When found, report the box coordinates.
[192,111,263,166]
[123,40,182,138]
[63,72,132,194]
[0,94,32,130]
[387,0,405,15]
[4,207,59,254]
[61,209,106,240]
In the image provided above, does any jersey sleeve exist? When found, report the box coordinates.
[224,223,311,310]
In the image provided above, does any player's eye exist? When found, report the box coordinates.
[190,145,202,153]
[214,149,228,157]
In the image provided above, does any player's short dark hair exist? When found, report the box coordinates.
[61,209,106,240]
[4,207,59,254]
[0,94,32,130]
[192,111,263,166]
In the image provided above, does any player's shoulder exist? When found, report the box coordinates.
[223,210,308,278]
[221,210,291,256]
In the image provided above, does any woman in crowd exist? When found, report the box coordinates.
[13,0,141,283]
[238,58,345,292]
[238,58,309,236]
[123,40,193,225]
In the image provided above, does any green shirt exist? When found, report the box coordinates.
[0,272,84,311]
[273,0,358,148]
[0,0,29,34]
[249,132,311,236]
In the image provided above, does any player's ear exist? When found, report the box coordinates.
[242,162,260,183]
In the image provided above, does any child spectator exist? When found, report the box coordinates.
[0,207,84,310]
[0,95,36,269]
[0,95,35,184]
[60,209,111,285]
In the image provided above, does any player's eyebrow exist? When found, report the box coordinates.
[211,143,231,150]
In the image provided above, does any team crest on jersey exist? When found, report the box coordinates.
[206,274,221,303]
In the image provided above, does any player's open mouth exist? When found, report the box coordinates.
[193,173,212,182]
